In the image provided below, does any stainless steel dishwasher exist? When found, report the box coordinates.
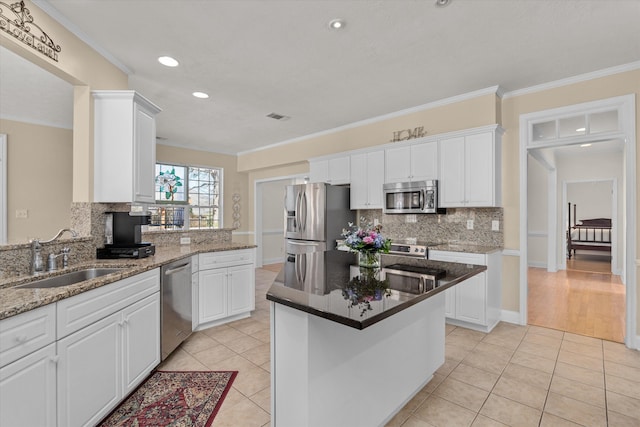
[161,257,193,360]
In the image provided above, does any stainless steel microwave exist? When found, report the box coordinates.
[383,180,443,214]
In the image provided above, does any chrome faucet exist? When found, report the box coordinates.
[31,229,78,274]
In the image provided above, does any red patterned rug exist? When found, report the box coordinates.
[99,370,237,427]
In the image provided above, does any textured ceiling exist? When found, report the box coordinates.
[4,0,640,154]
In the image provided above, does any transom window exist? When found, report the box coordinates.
[149,163,222,230]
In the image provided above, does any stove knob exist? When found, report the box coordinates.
[414,248,419,252]
[420,248,425,253]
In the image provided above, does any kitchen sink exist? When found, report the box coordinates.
[16,268,126,289]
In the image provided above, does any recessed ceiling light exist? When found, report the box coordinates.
[580,143,592,147]
[158,56,179,67]
[576,127,586,132]
[328,19,345,29]
[192,92,209,99]
[435,0,451,7]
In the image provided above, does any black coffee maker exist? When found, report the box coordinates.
[97,212,156,259]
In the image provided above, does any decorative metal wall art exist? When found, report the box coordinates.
[232,193,241,228]
[390,126,427,142]
[0,1,62,62]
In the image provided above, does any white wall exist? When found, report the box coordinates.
[567,181,612,221]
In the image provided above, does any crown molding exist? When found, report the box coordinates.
[31,0,132,75]
[0,114,72,130]
[503,61,640,100]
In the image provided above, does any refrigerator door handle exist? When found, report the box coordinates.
[287,240,320,246]
[295,191,302,232]
[300,191,308,233]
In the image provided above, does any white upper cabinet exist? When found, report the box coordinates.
[439,128,502,207]
[350,150,385,209]
[93,91,161,204]
[309,156,350,185]
[384,140,437,184]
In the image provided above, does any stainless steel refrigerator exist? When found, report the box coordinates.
[284,183,355,292]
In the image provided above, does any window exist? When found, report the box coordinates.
[149,163,222,230]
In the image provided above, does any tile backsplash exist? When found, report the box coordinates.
[358,208,503,247]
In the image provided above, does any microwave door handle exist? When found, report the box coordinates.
[420,189,426,211]
[419,276,425,293]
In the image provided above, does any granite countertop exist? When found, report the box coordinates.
[428,243,502,254]
[266,250,486,330]
[0,242,256,320]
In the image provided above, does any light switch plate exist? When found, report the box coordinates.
[180,236,191,245]
[15,209,28,219]
[466,220,474,230]
[405,214,417,223]
[492,220,500,231]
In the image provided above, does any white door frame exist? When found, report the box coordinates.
[254,174,306,267]
[519,94,637,348]
[561,178,618,275]
[0,134,6,244]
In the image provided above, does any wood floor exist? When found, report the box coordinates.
[528,256,625,343]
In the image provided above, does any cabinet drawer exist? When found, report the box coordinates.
[57,269,160,338]
[199,249,254,270]
[0,304,56,368]
[429,250,486,266]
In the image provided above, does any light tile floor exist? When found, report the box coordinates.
[159,267,640,427]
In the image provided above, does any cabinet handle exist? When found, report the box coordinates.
[14,335,28,343]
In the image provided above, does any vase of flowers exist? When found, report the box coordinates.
[341,219,391,268]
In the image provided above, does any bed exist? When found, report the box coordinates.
[567,203,611,259]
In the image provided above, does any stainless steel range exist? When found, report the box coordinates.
[388,239,436,258]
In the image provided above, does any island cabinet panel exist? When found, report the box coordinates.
[429,250,502,333]
[309,156,350,185]
[0,343,57,427]
[196,249,256,330]
[385,140,438,184]
[439,129,501,207]
[350,150,385,209]
[271,293,446,427]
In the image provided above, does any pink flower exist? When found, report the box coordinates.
[363,236,374,244]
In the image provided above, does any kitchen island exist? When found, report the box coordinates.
[266,250,486,427]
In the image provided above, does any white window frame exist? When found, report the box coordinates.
[152,162,223,230]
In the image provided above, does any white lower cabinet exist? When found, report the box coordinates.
[0,269,160,427]
[196,249,256,330]
[57,312,121,427]
[0,343,57,427]
[429,250,502,333]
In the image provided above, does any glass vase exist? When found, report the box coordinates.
[358,251,380,268]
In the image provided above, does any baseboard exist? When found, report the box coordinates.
[500,310,523,325]
[262,257,284,265]
[527,261,547,268]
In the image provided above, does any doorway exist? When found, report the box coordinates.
[254,175,305,267]
[519,94,636,348]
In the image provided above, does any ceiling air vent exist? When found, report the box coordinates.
[267,112,290,121]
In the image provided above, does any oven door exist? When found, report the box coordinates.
[381,268,435,294]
